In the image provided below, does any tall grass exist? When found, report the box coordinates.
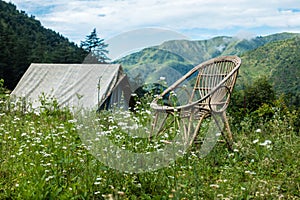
[0,94,299,199]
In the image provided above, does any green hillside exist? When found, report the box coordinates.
[117,33,300,101]
[239,36,300,104]
[0,1,87,89]
[116,47,194,87]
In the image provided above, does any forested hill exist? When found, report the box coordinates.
[117,32,299,83]
[116,32,300,106]
[240,36,300,104]
[0,1,87,90]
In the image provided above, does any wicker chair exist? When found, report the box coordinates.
[150,55,241,149]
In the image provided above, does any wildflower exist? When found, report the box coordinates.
[117,191,125,195]
[216,132,222,137]
[94,182,101,185]
[68,119,77,123]
[245,170,256,175]
[45,176,54,182]
[259,140,272,146]
[21,133,27,137]
[145,110,151,115]
[252,139,259,144]
[255,128,262,133]
[210,184,220,188]
[160,76,166,81]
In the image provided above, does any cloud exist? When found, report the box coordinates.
[4,0,300,44]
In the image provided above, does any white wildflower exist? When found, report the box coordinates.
[245,170,256,175]
[210,184,220,188]
[21,133,27,137]
[45,176,54,182]
[259,140,272,146]
[255,129,262,133]
[216,132,222,137]
[252,139,259,144]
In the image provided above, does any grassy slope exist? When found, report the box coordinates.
[0,97,299,199]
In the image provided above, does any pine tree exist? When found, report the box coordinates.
[80,28,110,63]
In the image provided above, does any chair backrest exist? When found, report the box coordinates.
[189,56,241,108]
[150,56,241,112]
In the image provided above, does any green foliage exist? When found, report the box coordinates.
[0,1,87,90]
[243,77,275,112]
[0,79,9,105]
[229,77,275,114]
[228,76,279,131]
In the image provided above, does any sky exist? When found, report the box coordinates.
[3,0,300,59]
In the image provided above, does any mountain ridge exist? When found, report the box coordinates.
[116,32,300,102]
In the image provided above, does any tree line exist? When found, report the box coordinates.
[0,1,110,90]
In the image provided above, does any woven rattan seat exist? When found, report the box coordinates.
[150,55,241,150]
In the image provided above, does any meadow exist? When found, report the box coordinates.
[0,90,299,199]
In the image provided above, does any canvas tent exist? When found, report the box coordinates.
[11,63,131,110]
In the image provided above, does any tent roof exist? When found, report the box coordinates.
[11,63,129,109]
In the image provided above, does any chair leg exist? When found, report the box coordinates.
[149,112,170,139]
[211,112,233,150]
[221,112,233,149]
[188,114,206,147]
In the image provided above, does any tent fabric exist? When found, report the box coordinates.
[11,63,131,110]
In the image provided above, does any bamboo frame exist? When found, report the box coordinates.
[150,55,241,150]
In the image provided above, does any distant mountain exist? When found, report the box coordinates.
[0,1,87,89]
[116,32,300,97]
[153,32,299,65]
